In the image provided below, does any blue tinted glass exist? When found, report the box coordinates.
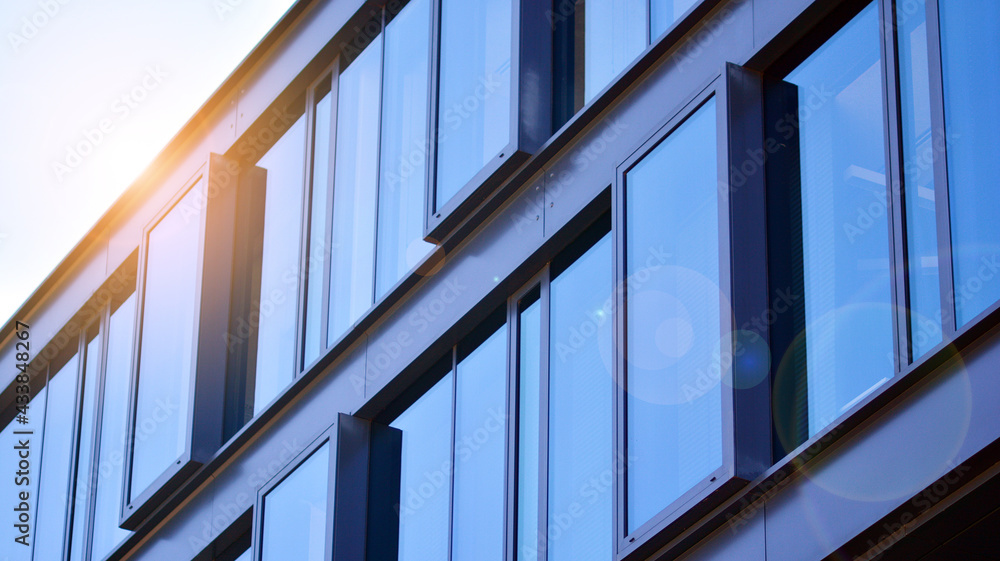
[897,0,940,358]
[2,385,46,561]
[261,443,329,561]
[516,299,541,561]
[377,0,434,298]
[453,324,507,561]
[650,0,699,39]
[392,372,453,561]
[92,295,137,560]
[435,0,512,208]
[939,1,1000,325]
[34,354,80,561]
[785,2,893,436]
[304,90,332,366]
[548,234,612,561]
[69,334,101,561]
[133,185,201,498]
[585,0,646,103]
[329,41,381,344]
[254,114,306,412]
[625,99,723,533]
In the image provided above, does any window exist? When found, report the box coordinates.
[390,312,508,561]
[131,185,202,500]
[226,112,308,438]
[377,0,435,299]
[329,34,382,344]
[937,1,1000,326]
[126,158,234,527]
[303,0,435,357]
[546,230,613,561]
[897,0,939,358]
[433,0,513,210]
[767,1,894,445]
[67,327,102,561]
[552,0,704,126]
[511,222,615,561]
[33,349,82,561]
[622,97,723,535]
[257,441,331,561]
[91,294,137,560]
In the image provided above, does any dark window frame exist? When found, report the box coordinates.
[612,71,771,559]
[423,0,552,242]
[250,428,336,561]
[122,155,237,529]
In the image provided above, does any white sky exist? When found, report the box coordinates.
[0,0,298,324]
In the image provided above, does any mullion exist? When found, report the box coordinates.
[370,7,387,307]
[298,82,317,373]
[924,0,957,339]
[446,347,457,561]
[538,271,551,561]
[881,0,912,368]
[320,65,339,357]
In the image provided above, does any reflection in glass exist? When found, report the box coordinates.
[650,0,699,39]
[68,333,101,561]
[625,99,722,533]
[939,2,1000,325]
[303,88,333,366]
[586,0,646,103]
[330,40,381,344]
[133,185,201,498]
[34,354,80,561]
[516,298,541,561]
[377,0,434,298]
[897,0,940,358]
[92,295,137,559]
[260,443,329,561]
[784,2,892,436]
[453,324,507,561]
[392,373,453,561]
[254,115,306,412]
[548,234,612,561]
[1,386,46,561]
[435,0,512,208]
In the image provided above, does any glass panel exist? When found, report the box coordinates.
[260,443,329,561]
[650,0,699,39]
[254,114,307,413]
[92,295,137,560]
[34,354,80,561]
[585,0,646,103]
[392,372,453,561]
[516,299,541,561]
[625,98,723,533]
[435,0,512,209]
[133,185,201,498]
[2,385,46,560]
[939,1,1000,325]
[68,333,101,561]
[452,324,507,561]
[303,88,333,366]
[897,0,940,358]
[377,0,434,298]
[548,234,612,561]
[783,2,893,436]
[329,41,381,344]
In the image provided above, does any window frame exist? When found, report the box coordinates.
[423,0,552,242]
[122,155,237,529]
[612,72,771,559]
[250,428,336,561]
